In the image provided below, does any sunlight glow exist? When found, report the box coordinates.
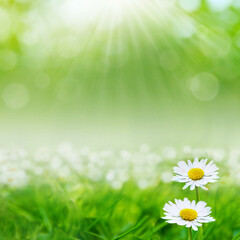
[56,0,174,29]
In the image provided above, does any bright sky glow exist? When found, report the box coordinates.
[55,0,175,30]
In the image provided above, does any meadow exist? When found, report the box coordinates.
[0,145,239,240]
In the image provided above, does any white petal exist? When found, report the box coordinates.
[187,160,193,168]
[195,201,207,212]
[190,200,196,209]
[192,223,198,231]
[200,185,208,190]
[183,182,192,190]
[178,161,190,170]
[190,183,196,190]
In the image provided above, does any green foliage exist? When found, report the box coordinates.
[0,180,239,240]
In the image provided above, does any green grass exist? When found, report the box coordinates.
[0,179,239,240]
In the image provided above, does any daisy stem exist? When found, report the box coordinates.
[196,187,203,240]
[196,186,200,202]
[198,227,203,240]
[188,227,192,240]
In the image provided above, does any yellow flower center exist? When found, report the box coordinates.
[188,168,204,180]
[180,208,198,221]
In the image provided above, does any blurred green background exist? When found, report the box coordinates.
[0,0,240,147]
[1,2,240,239]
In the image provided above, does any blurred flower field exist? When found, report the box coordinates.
[0,144,240,240]
[0,144,239,189]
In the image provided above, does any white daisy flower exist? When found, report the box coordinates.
[162,198,215,231]
[172,158,219,190]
